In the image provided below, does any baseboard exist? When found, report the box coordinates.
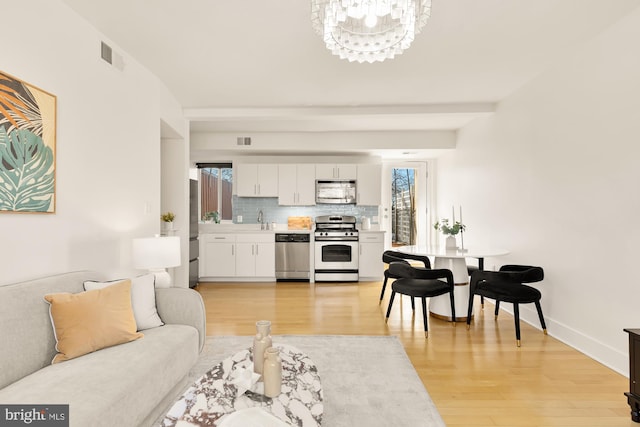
[500,303,629,376]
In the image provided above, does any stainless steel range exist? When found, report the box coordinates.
[314,215,359,282]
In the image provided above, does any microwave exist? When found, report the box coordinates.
[316,180,357,204]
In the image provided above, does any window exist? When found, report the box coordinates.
[198,163,233,221]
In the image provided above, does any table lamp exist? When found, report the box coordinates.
[132,236,181,288]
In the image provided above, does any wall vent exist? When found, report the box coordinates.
[237,137,252,146]
[100,41,125,71]
[101,41,113,64]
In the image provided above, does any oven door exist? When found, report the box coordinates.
[314,241,359,281]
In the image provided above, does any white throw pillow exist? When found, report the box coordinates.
[84,274,164,331]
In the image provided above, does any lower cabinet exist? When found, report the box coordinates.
[201,234,236,277]
[358,232,384,280]
[200,233,275,280]
[236,234,276,277]
[201,231,385,282]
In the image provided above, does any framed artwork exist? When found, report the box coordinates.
[0,70,56,213]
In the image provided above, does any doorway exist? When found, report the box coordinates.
[391,168,416,246]
[381,161,430,250]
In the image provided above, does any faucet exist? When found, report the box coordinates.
[258,210,264,230]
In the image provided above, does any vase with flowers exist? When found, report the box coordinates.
[433,218,466,249]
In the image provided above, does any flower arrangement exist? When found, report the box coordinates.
[433,218,465,236]
[161,212,175,223]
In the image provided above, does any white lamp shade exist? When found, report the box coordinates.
[132,236,181,269]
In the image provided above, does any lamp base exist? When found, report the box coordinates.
[149,269,172,288]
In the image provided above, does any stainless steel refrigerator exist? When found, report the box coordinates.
[189,179,199,288]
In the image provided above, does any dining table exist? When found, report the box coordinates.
[395,245,509,322]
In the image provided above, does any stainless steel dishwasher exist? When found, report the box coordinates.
[275,233,310,281]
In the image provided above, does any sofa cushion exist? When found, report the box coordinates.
[44,280,143,364]
[84,274,164,331]
[0,271,105,389]
[0,324,199,427]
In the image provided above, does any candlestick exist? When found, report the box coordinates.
[459,205,467,252]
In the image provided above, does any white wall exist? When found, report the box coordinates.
[436,7,640,375]
[1,0,184,285]
[161,137,190,287]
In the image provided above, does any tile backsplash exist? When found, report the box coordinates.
[232,196,379,225]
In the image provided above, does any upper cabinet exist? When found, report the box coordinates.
[235,162,380,205]
[315,164,357,180]
[278,164,316,206]
[356,164,382,206]
[236,164,278,197]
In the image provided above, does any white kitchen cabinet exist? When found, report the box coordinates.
[200,234,236,277]
[278,164,316,206]
[315,164,357,180]
[358,232,384,280]
[200,233,275,280]
[255,242,276,276]
[235,234,275,277]
[236,164,278,197]
[356,164,382,206]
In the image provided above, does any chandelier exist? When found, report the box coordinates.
[311,0,432,63]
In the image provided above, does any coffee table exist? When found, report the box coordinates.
[160,344,323,426]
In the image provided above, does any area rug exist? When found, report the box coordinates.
[157,335,445,427]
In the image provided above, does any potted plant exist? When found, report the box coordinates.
[161,212,176,231]
[204,211,220,224]
[433,218,465,249]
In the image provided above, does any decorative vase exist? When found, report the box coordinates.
[263,347,282,398]
[163,221,174,231]
[445,235,457,249]
[252,320,272,375]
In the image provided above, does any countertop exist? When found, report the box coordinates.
[198,223,385,234]
[199,223,311,234]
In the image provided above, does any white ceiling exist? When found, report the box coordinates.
[60,0,640,157]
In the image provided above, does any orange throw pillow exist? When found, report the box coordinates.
[44,279,143,364]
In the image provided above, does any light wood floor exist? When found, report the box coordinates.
[195,280,633,427]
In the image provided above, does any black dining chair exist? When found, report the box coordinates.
[466,263,482,306]
[379,250,431,307]
[466,265,546,347]
[384,262,455,338]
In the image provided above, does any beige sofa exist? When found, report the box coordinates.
[0,271,206,427]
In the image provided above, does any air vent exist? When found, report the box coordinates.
[101,41,125,71]
[237,137,251,146]
[101,41,113,64]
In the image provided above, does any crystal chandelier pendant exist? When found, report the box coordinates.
[311,0,432,63]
